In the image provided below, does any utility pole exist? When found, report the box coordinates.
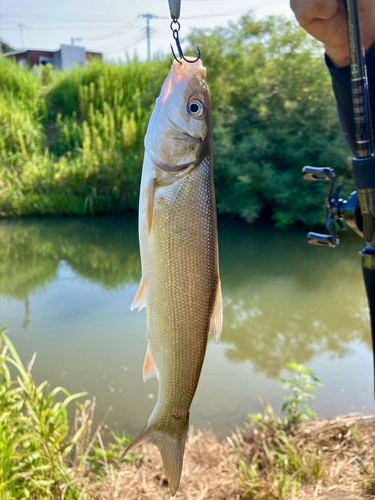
[139,14,156,61]
[18,23,26,48]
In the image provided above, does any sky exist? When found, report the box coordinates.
[0,0,293,61]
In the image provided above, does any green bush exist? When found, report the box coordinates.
[277,361,322,425]
[0,57,45,115]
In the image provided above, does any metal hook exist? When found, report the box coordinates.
[170,20,201,64]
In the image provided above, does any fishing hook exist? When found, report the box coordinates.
[170,20,201,64]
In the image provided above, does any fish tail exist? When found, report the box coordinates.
[122,418,189,497]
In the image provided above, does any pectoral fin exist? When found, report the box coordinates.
[131,277,147,311]
[209,280,223,344]
[143,343,159,382]
[146,178,156,236]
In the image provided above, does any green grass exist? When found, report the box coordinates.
[0,56,168,217]
[230,405,327,500]
[229,365,325,499]
[0,325,134,500]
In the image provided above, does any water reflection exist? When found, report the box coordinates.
[219,219,370,376]
[0,217,140,299]
[0,216,370,380]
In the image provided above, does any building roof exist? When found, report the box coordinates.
[3,50,30,57]
[3,46,102,57]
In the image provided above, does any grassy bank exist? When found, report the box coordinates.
[0,14,352,227]
[2,325,375,499]
[0,326,133,499]
[99,414,375,500]
[0,56,167,217]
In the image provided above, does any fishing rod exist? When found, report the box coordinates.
[303,0,375,393]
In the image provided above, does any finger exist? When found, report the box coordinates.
[290,0,339,23]
[359,0,375,10]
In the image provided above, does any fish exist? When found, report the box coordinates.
[123,57,222,496]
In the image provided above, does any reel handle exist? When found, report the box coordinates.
[307,232,336,247]
[302,166,335,182]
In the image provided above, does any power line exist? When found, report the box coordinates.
[0,20,125,24]
[1,1,284,56]
[99,29,146,51]
[155,0,284,19]
[104,35,148,55]
[0,2,281,29]
[0,15,131,22]
[156,8,250,20]
[105,36,147,55]
[1,26,126,31]
[79,18,143,41]
[1,1,283,23]
[103,6,265,57]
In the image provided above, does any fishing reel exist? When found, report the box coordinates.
[302,166,362,247]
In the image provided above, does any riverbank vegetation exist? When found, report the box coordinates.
[101,412,375,500]
[0,14,351,227]
[0,326,134,499]
[2,326,375,499]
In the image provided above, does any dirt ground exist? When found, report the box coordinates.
[96,415,375,500]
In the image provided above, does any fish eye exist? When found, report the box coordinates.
[188,99,205,118]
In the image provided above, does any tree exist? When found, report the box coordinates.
[1,39,14,53]
[189,14,351,227]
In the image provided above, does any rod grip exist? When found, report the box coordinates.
[353,155,375,189]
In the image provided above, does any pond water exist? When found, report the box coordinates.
[0,216,373,438]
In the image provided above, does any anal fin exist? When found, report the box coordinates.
[209,279,223,344]
[143,343,159,382]
[131,277,147,311]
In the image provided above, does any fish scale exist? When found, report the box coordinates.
[151,156,217,415]
[124,59,222,497]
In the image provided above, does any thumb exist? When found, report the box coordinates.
[290,0,339,24]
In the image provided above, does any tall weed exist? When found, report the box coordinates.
[0,326,132,499]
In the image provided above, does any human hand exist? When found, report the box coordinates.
[290,0,375,67]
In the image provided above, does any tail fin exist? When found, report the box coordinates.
[122,420,189,496]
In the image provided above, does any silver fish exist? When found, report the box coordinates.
[124,58,222,496]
